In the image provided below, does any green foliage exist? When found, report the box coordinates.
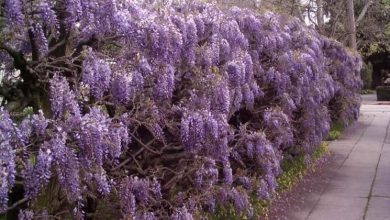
[12,106,34,123]
[327,121,344,141]
[277,142,329,191]
[277,155,306,192]
[207,195,269,220]
[360,62,373,90]
[311,142,330,163]
[356,0,390,57]
[382,0,390,8]
[207,203,247,220]
[385,23,390,36]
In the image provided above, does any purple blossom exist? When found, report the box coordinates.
[226,61,244,87]
[37,0,58,32]
[199,35,220,67]
[107,123,129,160]
[150,122,164,141]
[193,158,218,190]
[246,141,254,159]
[265,174,277,193]
[131,71,144,92]
[18,210,34,220]
[78,107,109,167]
[119,177,137,216]
[230,188,249,214]
[219,39,231,62]
[111,74,132,104]
[194,16,205,37]
[204,113,219,140]
[113,10,133,34]
[18,118,32,144]
[242,84,254,110]
[151,178,162,200]
[223,161,233,185]
[232,87,243,111]
[220,20,248,49]
[82,50,112,100]
[180,112,204,153]
[138,58,153,77]
[239,177,251,190]
[211,81,231,114]
[135,211,157,220]
[171,206,193,220]
[93,168,111,196]
[51,132,81,202]
[256,179,270,200]
[0,108,16,212]
[49,75,80,119]
[31,110,48,137]
[23,148,53,199]
[32,24,49,58]
[65,0,82,28]
[5,0,24,27]
[153,65,175,101]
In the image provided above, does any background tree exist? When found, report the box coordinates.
[345,0,358,49]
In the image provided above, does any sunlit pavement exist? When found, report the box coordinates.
[289,93,390,220]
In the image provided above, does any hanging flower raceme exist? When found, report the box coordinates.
[4,0,24,28]
[82,50,112,100]
[0,109,17,212]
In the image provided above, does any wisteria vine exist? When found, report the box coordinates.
[0,0,362,219]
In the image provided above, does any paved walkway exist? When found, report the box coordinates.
[288,94,390,220]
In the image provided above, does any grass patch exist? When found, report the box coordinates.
[327,121,344,141]
[277,142,329,191]
[277,155,306,191]
[205,191,269,220]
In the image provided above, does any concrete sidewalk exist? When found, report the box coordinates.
[288,94,390,220]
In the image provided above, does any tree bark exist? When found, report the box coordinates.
[316,0,324,34]
[345,0,357,50]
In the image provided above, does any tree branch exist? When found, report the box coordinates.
[6,198,29,212]
[356,0,373,27]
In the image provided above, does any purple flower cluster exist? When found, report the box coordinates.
[0,1,363,218]
[49,75,80,119]
[31,110,48,137]
[31,24,49,59]
[119,176,162,218]
[0,108,17,212]
[4,0,24,27]
[65,0,82,28]
[22,148,53,199]
[50,132,81,202]
[82,50,112,100]
[36,0,58,33]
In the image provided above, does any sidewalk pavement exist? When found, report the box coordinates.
[287,94,390,220]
